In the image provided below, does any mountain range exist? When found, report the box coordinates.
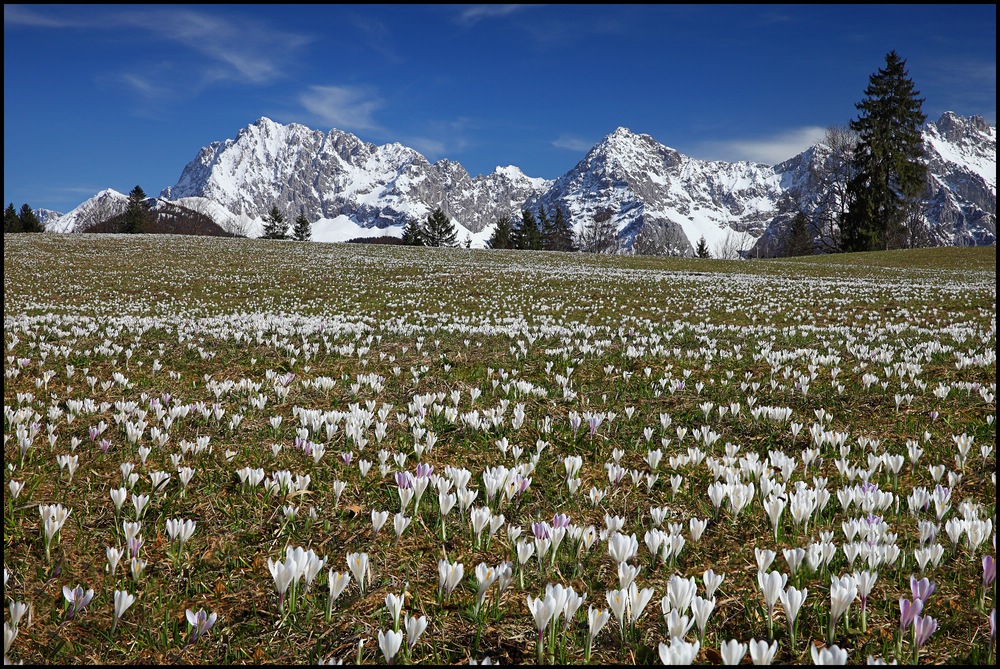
[45,112,996,255]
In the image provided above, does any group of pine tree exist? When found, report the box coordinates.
[260,205,312,241]
[401,205,577,251]
[3,202,44,233]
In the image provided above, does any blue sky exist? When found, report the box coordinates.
[4,4,996,213]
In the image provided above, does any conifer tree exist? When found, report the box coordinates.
[261,205,288,239]
[512,209,541,250]
[123,185,151,234]
[487,215,513,249]
[537,205,551,247]
[401,217,426,246]
[291,210,312,241]
[4,203,22,233]
[783,211,813,257]
[695,235,711,258]
[18,204,44,233]
[842,50,927,252]
[545,205,576,251]
[422,207,459,247]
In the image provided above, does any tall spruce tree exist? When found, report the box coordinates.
[123,185,151,234]
[261,205,288,239]
[512,209,542,250]
[487,215,513,249]
[544,205,576,251]
[401,217,426,246]
[291,210,312,241]
[423,207,458,247]
[18,204,44,233]
[695,235,711,258]
[4,203,22,233]
[537,205,551,247]
[842,51,927,252]
[783,211,813,257]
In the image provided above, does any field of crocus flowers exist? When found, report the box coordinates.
[3,233,995,665]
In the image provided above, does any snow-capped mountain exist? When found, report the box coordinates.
[46,188,129,233]
[159,117,550,237]
[754,112,996,254]
[48,113,995,254]
[920,112,996,246]
[527,127,786,255]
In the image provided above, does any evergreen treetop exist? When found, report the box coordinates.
[422,207,458,247]
[842,50,927,252]
[401,217,426,246]
[18,204,44,233]
[292,210,312,241]
[512,209,542,250]
[695,235,711,258]
[123,185,151,234]
[4,203,22,233]
[487,215,513,249]
[543,205,576,252]
[261,205,288,239]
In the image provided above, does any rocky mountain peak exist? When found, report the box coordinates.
[51,114,994,253]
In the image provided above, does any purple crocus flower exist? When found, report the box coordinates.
[910,576,936,603]
[100,438,111,453]
[588,414,603,437]
[186,607,217,644]
[984,555,996,588]
[569,413,581,438]
[395,472,413,489]
[128,536,144,559]
[341,451,353,467]
[515,474,531,498]
[89,427,100,442]
[532,521,550,540]
[63,585,95,620]
[552,513,571,529]
[899,597,923,631]
[414,463,433,478]
[913,615,938,648]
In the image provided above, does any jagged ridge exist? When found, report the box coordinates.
[48,113,995,254]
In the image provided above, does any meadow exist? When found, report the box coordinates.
[3,233,996,665]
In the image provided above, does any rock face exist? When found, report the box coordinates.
[750,113,996,255]
[920,113,996,246]
[159,117,551,234]
[527,127,786,255]
[50,113,994,254]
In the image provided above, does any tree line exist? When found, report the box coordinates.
[4,203,44,233]
[260,205,312,241]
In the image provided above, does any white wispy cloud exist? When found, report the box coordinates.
[6,6,311,87]
[118,73,161,99]
[551,135,595,152]
[299,85,384,132]
[695,126,828,165]
[4,5,80,28]
[406,137,448,158]
[156,9,311,85]
[456,4,533,26]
